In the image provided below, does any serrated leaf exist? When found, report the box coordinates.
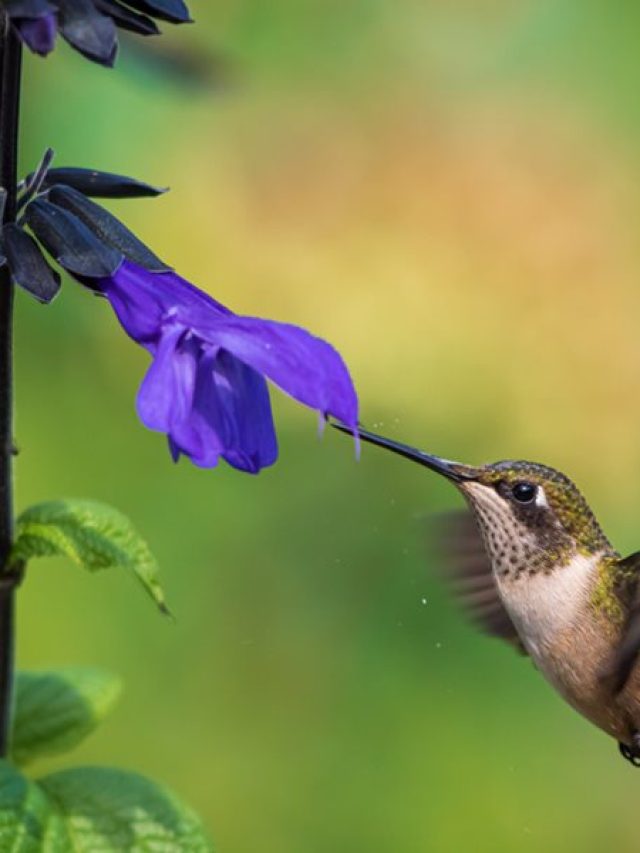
[12,499,168,613]
[0,762,213,851]
[12,668,122,767]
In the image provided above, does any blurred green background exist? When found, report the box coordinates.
[13,1,640,850]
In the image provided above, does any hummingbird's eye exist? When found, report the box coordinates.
[512,481,537,504]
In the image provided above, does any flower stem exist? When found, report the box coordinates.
[0,16,22,757]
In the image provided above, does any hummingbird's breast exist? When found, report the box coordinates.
[498,551,640,743]
[496,551,601,656]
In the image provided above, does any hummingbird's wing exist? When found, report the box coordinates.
[598,551,640,694]
[429,511,527,655]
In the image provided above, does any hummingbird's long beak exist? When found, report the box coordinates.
[332,423,478,483]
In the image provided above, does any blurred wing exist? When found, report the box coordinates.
[428,510,527,655]
[598,551,640,694]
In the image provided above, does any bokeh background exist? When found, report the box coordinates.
[13,1,640,850]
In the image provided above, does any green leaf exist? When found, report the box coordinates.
[41,767,213,851]
[11,499,169,613]
[0,762,213,851]
[0,761,61,850]
[12,669,122,767]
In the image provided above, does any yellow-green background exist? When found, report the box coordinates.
[13,1,640,850]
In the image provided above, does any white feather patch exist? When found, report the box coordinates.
[535,486,549,508]
[498,552,601,652]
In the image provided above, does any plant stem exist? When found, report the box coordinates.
[0,15,22,757]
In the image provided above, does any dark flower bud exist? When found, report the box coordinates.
[120,0,191,24]
[3,223,61,303]
[19,154,168,279]
[93,0,159,36]
[47,184,168,271]
[3,0,56,56]
[23,166,166,199]
[1,0,192,65]
[56,0,118,66]
[4,0,51,13]
[25,197,123,276]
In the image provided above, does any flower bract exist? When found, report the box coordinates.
[3,0,191,66]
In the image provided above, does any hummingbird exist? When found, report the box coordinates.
[334,423,640,766]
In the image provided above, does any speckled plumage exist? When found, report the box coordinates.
[336,424,640,761]
[448,458,640,755]
[476,460,614,559]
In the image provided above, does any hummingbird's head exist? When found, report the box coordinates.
[461,459,614,576]
[335,424,614,577]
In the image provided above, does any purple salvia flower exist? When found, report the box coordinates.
[84,260,358,474]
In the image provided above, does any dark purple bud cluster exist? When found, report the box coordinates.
[2,0,191,66]
[3,150,165,302]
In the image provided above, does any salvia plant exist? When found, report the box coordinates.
[0,3,359,849]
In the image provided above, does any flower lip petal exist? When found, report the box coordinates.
[206,349,278,473]
[136,323,194,432]
[136,331,277,471]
